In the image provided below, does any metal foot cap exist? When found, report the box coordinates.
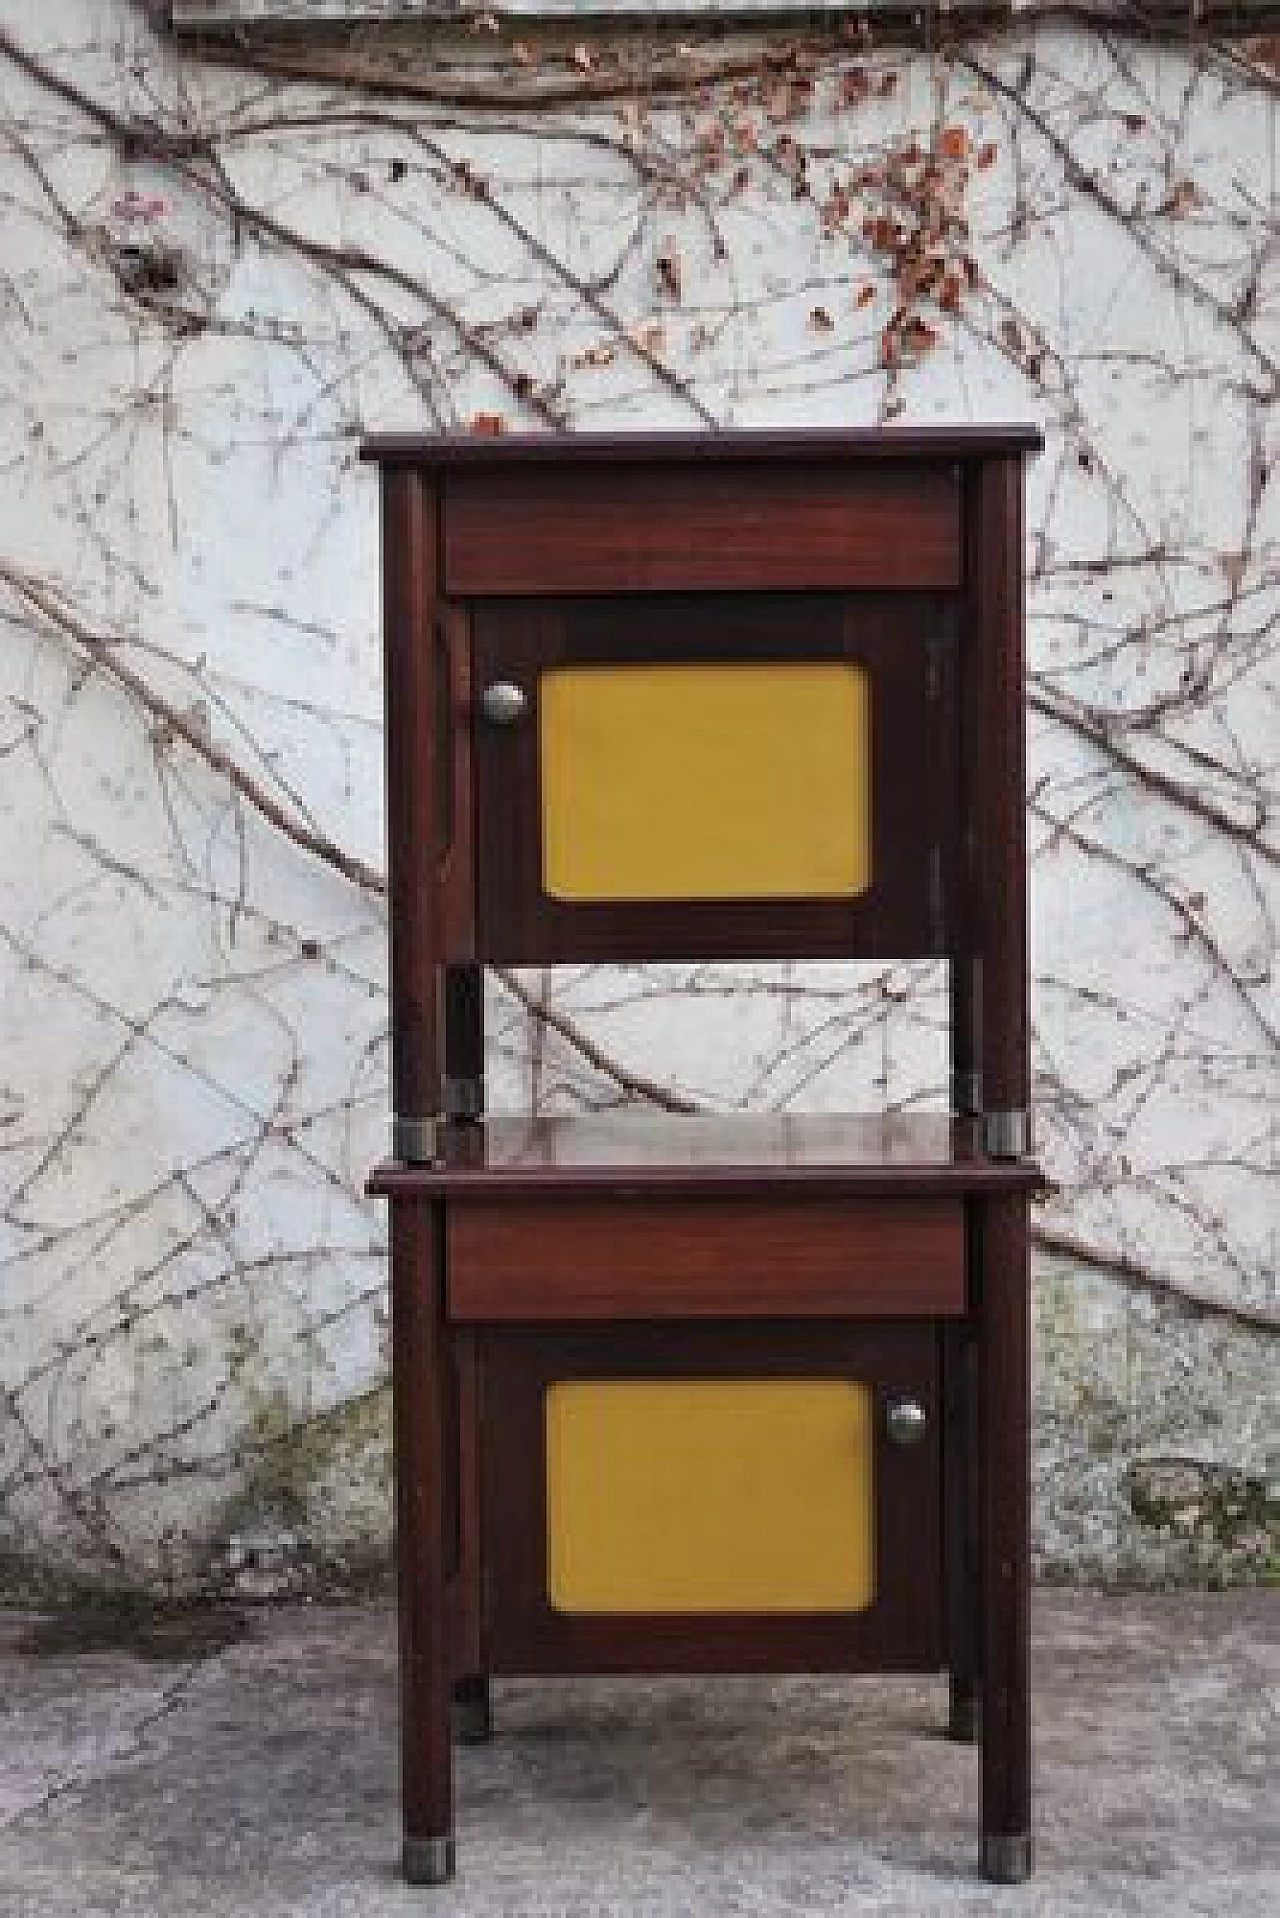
[982,1833,1033,1883]
[403,1836,455,1886]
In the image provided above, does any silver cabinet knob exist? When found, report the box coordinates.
[885,1396,928,1448]
[479,681,527,727]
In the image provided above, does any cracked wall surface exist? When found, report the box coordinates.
[0,3,1276,1598]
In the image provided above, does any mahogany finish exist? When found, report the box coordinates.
[381,467,440,1132]
[472,595,957,964]
[368,1112,1042,1198]
[370,1112,1043,1181]
[435,607,478,961]
[980,1195,1032,1846]
[389,1196,452,1863]
[444,461,961,595]
[481,1325,943,1674]
[446,1194,965,1322]
[364,427,1041,1888]
[975,456,1031,1117]
[360,425,1042,466]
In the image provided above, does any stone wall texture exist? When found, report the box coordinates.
[1,4,1276,1597]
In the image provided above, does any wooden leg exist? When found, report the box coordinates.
[947,961,984,1743]
[980,1194,1032,1881]
[949,1672,982,1746]
[944,1312,982,1744]
[452,1673,492,1744]
[392,1195,455,1886]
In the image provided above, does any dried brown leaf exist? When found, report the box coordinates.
[902,316,939,355]
[864,215,900,254]
[630,320,667,354]
[572,341,616,370]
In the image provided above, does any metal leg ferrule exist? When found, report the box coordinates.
[982,1107,1031,1160]
[982,1833,1033,1883]
[403,1835,455,1886]
[392,1114,440,1164]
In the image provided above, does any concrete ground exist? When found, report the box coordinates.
[1,1592,1276,1917]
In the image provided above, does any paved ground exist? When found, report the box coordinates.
[1,1591,1276,1917]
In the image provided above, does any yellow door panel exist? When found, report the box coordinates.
[545,1378,875,1614]
[539,663,871,901]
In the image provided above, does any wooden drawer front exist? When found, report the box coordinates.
[444,462,961,595]
[481,1324,943,1672]
[447,1195,964,1322]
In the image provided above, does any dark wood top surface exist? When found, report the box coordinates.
[368,1113,1043,1197]
[360,426,1043,467]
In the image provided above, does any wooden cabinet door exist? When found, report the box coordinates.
[473,594,960,963]
[480,1324,944,1673]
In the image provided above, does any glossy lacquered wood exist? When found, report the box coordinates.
[973,457,1030,1117]
[368,1112,1043,1197]
[435,607,478,961]
[443,462,961,595]
[390,1196,452,1853]
[981,1194,1032,1846]
[446,1194,965,1322]
[367,428,1041,1884]
[381,467,440,1130]
[472,594,958,963]
[479,1324,944,1673]
[360,425,1044,466]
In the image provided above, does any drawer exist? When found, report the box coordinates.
[444,461,961,594]
[447,1194,965,1321]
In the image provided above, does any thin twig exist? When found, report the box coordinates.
[1033,1224,1280,1333]
[1,561,387,896]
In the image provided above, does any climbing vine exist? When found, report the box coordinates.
[1,6,1275,1593]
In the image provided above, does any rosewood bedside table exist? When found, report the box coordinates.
[363,427,1043,1888]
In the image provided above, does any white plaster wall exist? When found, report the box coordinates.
[1,4,1275,1595]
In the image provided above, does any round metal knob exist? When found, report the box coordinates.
[885,1396,928,1448]
[479,680,527,727]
